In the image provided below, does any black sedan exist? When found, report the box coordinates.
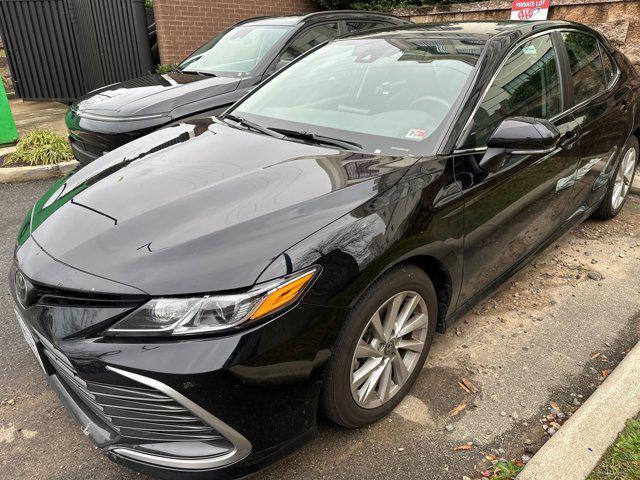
[65,11,407,165]
[11,20,639,480]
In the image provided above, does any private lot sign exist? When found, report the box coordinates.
[511,0,551,20]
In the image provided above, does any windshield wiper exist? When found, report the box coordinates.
[271,128,363,151]
[223,114,284,139]
[181,69,217,77]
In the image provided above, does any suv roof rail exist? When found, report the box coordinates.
[300,10,402,21]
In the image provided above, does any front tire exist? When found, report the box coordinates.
[593,135,638,220]
[320,264,437,428]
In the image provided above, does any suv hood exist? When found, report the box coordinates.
[23,118,415,295]
[73,72,242,118]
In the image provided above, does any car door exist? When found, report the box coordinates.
[453,32,582,305]
[558,31,634,212]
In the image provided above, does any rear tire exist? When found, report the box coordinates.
[593,135,638,220]
[320,264,437,428]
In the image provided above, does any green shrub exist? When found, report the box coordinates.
[156,64,177,74]
[316,0,479,10]
[3,130,74,167]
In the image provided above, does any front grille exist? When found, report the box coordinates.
[40,338,224,443]
[32,281,147,308]
[69,136,104,157]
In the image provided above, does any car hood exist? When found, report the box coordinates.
[23,118,415,295]
[72,72,241,118]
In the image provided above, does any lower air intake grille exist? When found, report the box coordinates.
[40,339,224,443]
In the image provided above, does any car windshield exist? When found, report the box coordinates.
[233,37,484,155]
[178,25,293,76]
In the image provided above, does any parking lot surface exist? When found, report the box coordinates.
[1,179,639,479]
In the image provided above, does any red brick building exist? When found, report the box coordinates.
[154,0,317,65]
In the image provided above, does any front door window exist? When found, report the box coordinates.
[466,34,562,148]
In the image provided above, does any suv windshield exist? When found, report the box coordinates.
[178,25,293,76]
[233,37,483,155]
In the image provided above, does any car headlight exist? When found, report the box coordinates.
[105,268,318,336]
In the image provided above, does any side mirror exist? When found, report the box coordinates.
[479,117,560,172]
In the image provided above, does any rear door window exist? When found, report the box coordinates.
[562,32,607,104]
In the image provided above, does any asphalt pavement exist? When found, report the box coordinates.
[1,179,639,480]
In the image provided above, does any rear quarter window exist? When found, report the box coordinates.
[600,46,619,88]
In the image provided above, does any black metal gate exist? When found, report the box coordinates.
[0,0,153,102]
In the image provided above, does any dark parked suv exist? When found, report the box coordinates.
[66,11,408,165]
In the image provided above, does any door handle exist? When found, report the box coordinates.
[620,101,629,113]
[560,130,578,150]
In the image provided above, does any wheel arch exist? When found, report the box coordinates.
[395,255,453,333]
[348,254,455,334]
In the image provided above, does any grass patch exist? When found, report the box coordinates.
[589,418,640,480]
[3,130,74,167]
[155,64,177,74]
[492,460,525,480]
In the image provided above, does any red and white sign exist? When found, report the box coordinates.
[511,0,550,21]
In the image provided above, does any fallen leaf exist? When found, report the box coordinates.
[458,381,472,394]
[461,377,478,394]
[550,401,560,411]
[601,370,610,378]
[515,460,525,467]
[485,454,496,461]
[591,352,601,359]
[452,443,472,451]
[449,403,466,417]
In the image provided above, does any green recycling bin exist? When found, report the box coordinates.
[0,77,18,145]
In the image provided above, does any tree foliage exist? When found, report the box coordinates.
[316,0,479,11]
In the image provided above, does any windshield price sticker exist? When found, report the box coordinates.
[511,0,550,21]
[406,129,427,141]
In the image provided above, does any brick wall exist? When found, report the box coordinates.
[393,0,640,67]
[154,0,317,65]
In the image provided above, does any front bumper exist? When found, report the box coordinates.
[10,266,343,479]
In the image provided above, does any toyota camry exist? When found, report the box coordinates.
[10,20,639,479]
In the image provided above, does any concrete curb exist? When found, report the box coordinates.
[517,340,640,480]
[631,169,640,195]
[0,160,79,183]
[0,144,17,157]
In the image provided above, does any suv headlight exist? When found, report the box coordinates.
[105,268,318,336]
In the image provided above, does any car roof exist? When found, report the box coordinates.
[240,10,406,28]
[342,20,584,41]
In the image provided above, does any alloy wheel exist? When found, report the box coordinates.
[612,146,637,210]
[350,291,429,409]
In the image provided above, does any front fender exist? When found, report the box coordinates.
[267,155,464,338]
